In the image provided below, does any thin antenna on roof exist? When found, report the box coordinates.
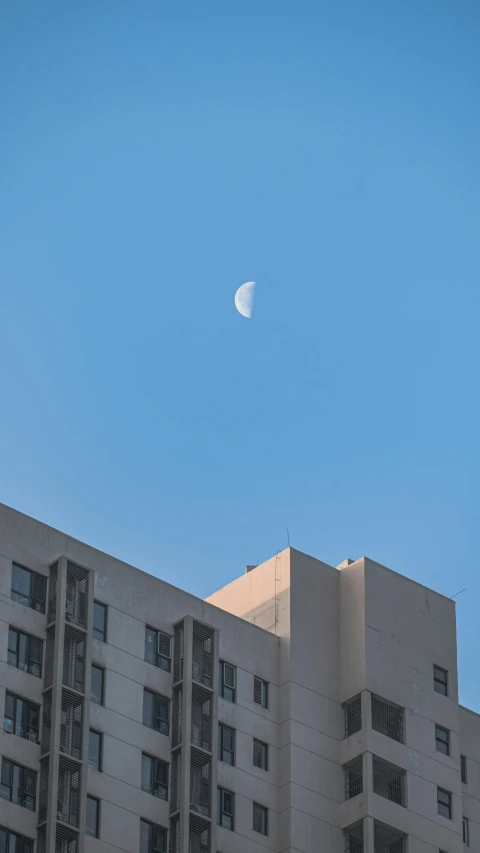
[287,528,290,547]
[450,588,466,599]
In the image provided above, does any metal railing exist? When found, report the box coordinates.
[374,821,406,853]
[373,757,405,806]
[344,821,364,853]
[343,696,362,738]
[344,757,363,799]
[371,696,403,742]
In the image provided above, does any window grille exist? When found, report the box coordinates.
[344,757,363,799]
[189,815,210,853]
[374,821,406,853]
[63,627,85,692]
[373,757,405,806]
[344,821,363,853]
[254,676,268,708]
[45,626,55,688]
[173,622,184,683]
[192,622,214,688]
[192,684,212,751]
[48,561,58,623]
[65,561,88,628]
[218,723,235,765]
[172,685,183,747]
[372,696,403,742]
[190,749,211,817]
[39,758,49,823]
[169,817,180,853]
[60,690,83,759]
[170,750,181,814]
[55,825,78,853]
[343,695,362,737]
[219,661,236,703]
[11,562,47,614]
[57,757,81,827]
[8,627,43,677]
[41,689,52,755]
[142,754,168,800]
[0,758,36,810]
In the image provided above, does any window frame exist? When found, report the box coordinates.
[140,818,168,853]
[143,689,170,737]
[88,729,103,771]
[435,724,450,756]
[463,816,470,846]
[86,795,100,838]
[218,723,235,766]
[141,753,168,800]
[219,661,236,703]
[461,755,467,784]
[3,692,40,743]
[0,827,33,853]
[217,786,234,831]
[7,627,43,678]
[437,787,452,820]
[93,602,107,642]
[11,563,46,614]
[0,757,36,811]
[433,665,448,696]
[253,802,268,836]
[90,665,105,706]
[253,676,268,709]
[145,626,172,673]
[253,738,268,771]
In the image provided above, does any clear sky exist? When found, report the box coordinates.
[1,3,479,709]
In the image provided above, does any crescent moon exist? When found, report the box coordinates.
[234,281,256,318]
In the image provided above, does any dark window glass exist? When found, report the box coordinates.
[7,628,42,677]
[86,795,99,838]
[217,787,234,831]
[435,725,450,756]
[463,817,469,845]
[145,627,172,672]
[218,724,235,765]
[434,665,448,696]
[0,828,33,853]
[143,690,169,736]
[219,661,236,703]
[253,676,268,708]
[0,759,36,810]
[253,803,268,836]
[253,739,268,771]
[141,754,168,800]
[461,755,467,784]
[88,730,102,771]
[93,602,107,642]
[140,819,167,853]
[11,564,46,613]
[91,665,105,705]
[437,787,452,819]
[3,693,39,743]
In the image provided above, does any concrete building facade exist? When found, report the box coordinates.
[0,502,477,853]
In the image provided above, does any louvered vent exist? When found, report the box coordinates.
[192,622,213,688]
[344,821,364,853]
[170,750,181,814]
[65,562,88,628]
[45,626,55,688]
[48,562,58,623]
[190,749,211,817]
[169,816,180,853]
[60,691,83,759]
[57,757,81,827]
[174,622,184,683]
[37,827,47,853]
[39,757,49,823]
[55,825,79,853]
[41,689,52,755]
[191,685,212,752]
[189,815,211,853]
[63,627,85,692]
[172,685,183,748]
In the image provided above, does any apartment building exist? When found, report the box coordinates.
[0,501,478,853]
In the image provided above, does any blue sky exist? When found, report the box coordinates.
[1,3,479,708]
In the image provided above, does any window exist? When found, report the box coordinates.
[141,754,168,800]
[371,695,403,742]
[86,795,100,838]
[253,739,268,771]
[218,723,235,765]
[463,817,470,846]
[434,665,448,696]
[88,730,102,771]
[435,725,450,756]
[143,689,169,736]
[373,756,405,807]
[3,692,39,742]
[93,602,107,642]
[253,803,268,836]
[145,627,172,672]
[374,821,406,853]
[254,676,268,708]
[343,695,362,737]
[344,757,363,800]
[344,821,363,853]
[461,755,467,784]
[217,787,234,831]
[0,828,33,853]
[90,665,105,705]
[219,661,236,703]
[7,628,43,677]
[0,759,36,810]
[11,563,46,613]
[437,787,452,820]
[140,819,167,853]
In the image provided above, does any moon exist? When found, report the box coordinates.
[234,281,256,318]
